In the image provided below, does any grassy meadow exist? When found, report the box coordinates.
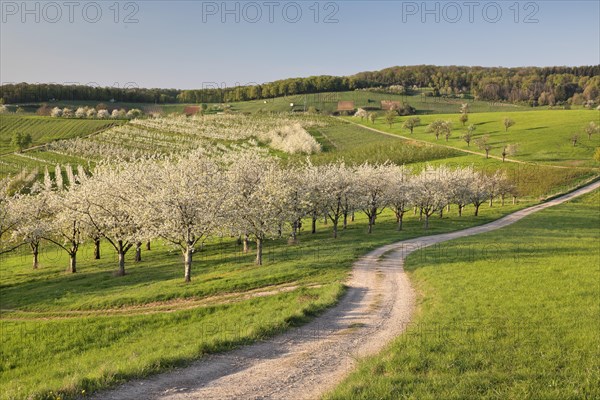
[326,189,600,400]
[0,200,532,400]
[301,121,598,199]
[224,90,531,115]
[1,94,598,400]
[347,109,600,167]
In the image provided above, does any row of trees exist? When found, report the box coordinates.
[0,84,179,104]
[1,151,516,282]
[3,66,598,105]
[49,106,143,119]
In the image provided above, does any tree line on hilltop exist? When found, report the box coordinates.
[1,65,598,106]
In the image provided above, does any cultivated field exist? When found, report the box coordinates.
[0,115,120,154]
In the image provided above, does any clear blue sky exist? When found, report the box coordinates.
[1,1,599,89]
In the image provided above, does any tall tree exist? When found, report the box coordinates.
[402,117,421,134]
[75,162,147,276]
[476,135,492,158]
[226,150,290,265]
[145,152,226,282]
[354,163,393,234]
[386,166,413,230]
[427,120,452,140]
[385,110,397,128]
[0,178,23,255]
[411,166,448,229]
[584,121,598,140]
[318,162,353,239]
[45,189,87,273]
[503,117,516,132]
[9,189,53,269]
[11,132,32,153]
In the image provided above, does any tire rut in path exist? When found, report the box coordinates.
[93,180,600,400]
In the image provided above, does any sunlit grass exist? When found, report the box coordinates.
[326,190,600,400]
[0,202,530,399]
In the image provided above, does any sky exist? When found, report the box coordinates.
[1,0,599,89]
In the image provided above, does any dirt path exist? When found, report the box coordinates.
[1,283,322,320]
[93,181,600,400]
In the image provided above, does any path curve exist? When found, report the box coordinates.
[93,181,600,400]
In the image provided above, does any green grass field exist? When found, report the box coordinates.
[2,112,589,197]
[1,102,598,400]
[347,109,600,167]
[0,201,532,400]
[225,90,532,115]
[15,90,530,117]
[299,120,597,199]
[0,114,120,154]
[326,189,600,400]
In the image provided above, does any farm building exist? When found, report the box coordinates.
[337,101,355,112]
[184,106,201,116]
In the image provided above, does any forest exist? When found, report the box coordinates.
[2,65,598,105]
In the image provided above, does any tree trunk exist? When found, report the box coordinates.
[489,197,494,207]
[94,238,101,259]
[419,208,423,221]
[474,204,480,216]
[343,212,348,229]
[255,237,263,265]
[439,208,444,218]
[69,253,77,273]
[311,214,317,234]
[501,195,505,206]
[332,220,338,239]
[117,251,125,276]
[184,246,193,282]
[242,234,250,253]
[424,214,429,230]
[397,213,404,231]
[291,220,299,241]
[351,212,355,222]
[458,205,463,217]
[134,242,142,262]
[146,241,151,251]
[368,207,377,233]
[31,243,39,269]
[513,196,517,205]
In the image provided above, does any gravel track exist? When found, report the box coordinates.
[93,180,600,400]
